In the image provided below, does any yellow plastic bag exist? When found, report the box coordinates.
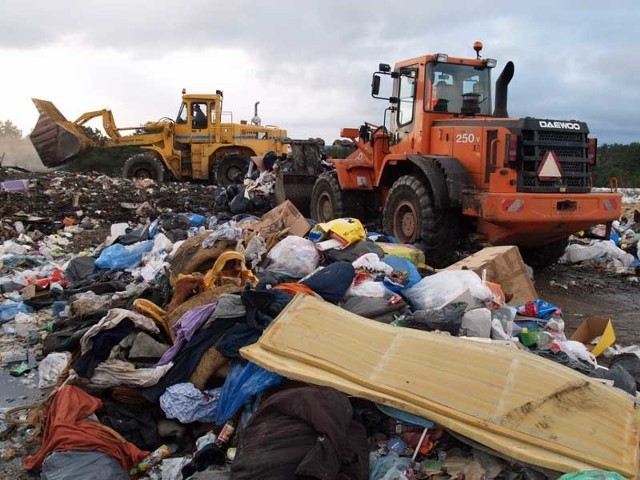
[314,218,366,246]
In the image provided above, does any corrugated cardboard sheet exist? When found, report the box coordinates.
[446,246,537,304]
[242,295,639,477]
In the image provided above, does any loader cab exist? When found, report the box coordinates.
[174,94,222,144]
[426,62,492,116]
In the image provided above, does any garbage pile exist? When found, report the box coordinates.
[0,193,638,478]
[559,214,640,275]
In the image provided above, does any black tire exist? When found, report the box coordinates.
[215,154,249,187]
[122,153,165,181]
[520,238,568,268]
[311,171,366,222]
[382,174,459,268]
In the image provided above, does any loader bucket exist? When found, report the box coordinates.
[275,173,315,217]
[29,98,95,167]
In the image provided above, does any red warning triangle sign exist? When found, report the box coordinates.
[537,151,563,181]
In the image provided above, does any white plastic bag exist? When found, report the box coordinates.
[460,308,492,338]
[403,270,492,311]
[266,236,319,278]
[38,352,71,389]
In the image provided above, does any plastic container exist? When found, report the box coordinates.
[520,327,540,347]
[133,443,177,474]
[544,311,566,341]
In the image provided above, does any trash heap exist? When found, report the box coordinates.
[0,195,638,479]
[559,208,640,276]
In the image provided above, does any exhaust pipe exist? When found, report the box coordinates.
[493,61,514,118]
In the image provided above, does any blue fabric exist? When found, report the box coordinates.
[159,382,222,423]
[301,262,355,304]
[375,403,434,428]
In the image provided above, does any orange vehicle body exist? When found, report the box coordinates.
[329,48,621,250]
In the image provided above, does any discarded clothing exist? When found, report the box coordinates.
[231,387,368,480]
[157,302,218,367]
[159,382,222,424]
[23,385,148,472]
[143,316,242,403]
[72,319,135,378]
[40,450,129,480]
[98,400,161,451]
[324,240,385,263]
[64,256,98,283]
[128,331,169,364]
[273,282,318,298]
[301,261,355,303]
[210,293,245,320]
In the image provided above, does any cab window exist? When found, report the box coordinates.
[176,102,187,124]
[210,101,217,125]
[192,102,208,129]
[397,68,416,127]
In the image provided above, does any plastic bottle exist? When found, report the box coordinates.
[214,420,236,447]
[544,311,566,342]
[133,443,177,474]
[520,328,540,347]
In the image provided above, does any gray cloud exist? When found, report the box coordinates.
[1,0,639,143]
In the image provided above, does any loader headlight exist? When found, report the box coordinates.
[435,53,448,63]
[485,58,497,68]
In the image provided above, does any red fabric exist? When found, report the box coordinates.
[274,283,317,298]
[23,385,148,472]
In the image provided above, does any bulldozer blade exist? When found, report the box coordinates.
[275,173,316,217]
[29,99,95,168]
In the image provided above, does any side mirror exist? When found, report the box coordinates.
[371,74,381,96]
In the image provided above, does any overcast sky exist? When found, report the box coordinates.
[1,0,639,146]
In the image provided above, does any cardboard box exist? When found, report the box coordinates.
[570,317,616,357]
[446,246,537,305]
[249,200,311,237]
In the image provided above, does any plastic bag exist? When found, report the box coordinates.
[312,218,366,246]
[214,362,283,425]
[266,236,319,278]
[95,240,153,270]
[403,270,492,311]
[370,456,413,480]
[160,383,221,424]
[38,352,71,389]
[460,308,492,338]
[381,256,421,293]
[516,299,560,320]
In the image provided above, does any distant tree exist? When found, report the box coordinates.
[0,120,22,139]
[592,143,640,187]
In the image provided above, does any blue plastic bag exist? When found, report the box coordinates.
[0,302,33,323]
[516,299,560,320]
[214,362,283,425]
[184,213,206,227]
[381,255,421,293]
[95,240,153,270]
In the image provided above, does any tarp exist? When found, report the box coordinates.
[241,295,640,477]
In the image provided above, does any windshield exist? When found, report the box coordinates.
[425,62,491,115]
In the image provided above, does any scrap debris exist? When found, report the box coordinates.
[0,166,638,479]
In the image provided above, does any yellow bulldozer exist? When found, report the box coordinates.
[29,90,289,186]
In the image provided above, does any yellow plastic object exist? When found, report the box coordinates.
[203,251,257,290]
[242,295,640,477]
[591,321,616,357]
[376,242,426,266]
[314,218,366,246]
[132,298,172,342]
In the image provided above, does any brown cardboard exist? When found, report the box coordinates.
[446,246,537,305]
[570,317,616,357]
[249,200,311,237]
